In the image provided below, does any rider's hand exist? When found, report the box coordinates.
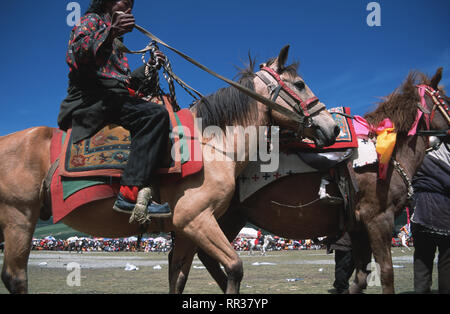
[151,50,167,70]
[110,8,135,38]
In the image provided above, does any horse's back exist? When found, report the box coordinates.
[0,126,55,150]
[0,126,55,209]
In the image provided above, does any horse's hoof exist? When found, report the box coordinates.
[349,284,363,294]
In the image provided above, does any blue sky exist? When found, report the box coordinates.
[0,0,449,136]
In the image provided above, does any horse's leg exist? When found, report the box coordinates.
[172,207,243,294]
[164,166,244,294]
[189,221,242,293]
[168,236,197,294]
[0,205,38,294]
[197,205,247,293]
[198,247,227,293]
[0,127,52,293]
[349,228,372,294]
[365,211,396,294]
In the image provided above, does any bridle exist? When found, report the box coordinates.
[255,66,325,137]
[416,84,450,135]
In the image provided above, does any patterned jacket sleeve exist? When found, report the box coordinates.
[66,13,112,70]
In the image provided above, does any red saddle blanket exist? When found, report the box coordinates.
[49,96,203,223]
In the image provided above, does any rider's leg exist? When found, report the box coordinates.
[109,98,171,216]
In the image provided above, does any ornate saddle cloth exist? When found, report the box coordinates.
[60,96,202,179]
[49,96,203,223]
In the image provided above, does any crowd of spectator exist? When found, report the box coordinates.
[0,234,411,254]
[30,236,172,253]
[232,236,324,251]
[231,235,411,253]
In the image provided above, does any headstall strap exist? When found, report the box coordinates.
[260,66,324,117]
[417,84,450,126]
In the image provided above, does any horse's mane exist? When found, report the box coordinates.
[364,71,432,134]
[193,55,299,131]
[193,58,257,131]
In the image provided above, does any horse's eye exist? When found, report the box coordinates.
[294,81,305,90]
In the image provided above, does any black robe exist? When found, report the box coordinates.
[411,143,450,235]
[57,12,156,143]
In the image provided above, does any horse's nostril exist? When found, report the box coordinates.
[334,125,340,137]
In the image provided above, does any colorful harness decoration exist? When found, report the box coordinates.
[353,116,397,180]
[352,84,450,180]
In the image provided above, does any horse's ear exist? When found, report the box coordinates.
[430,67,443,89]
[276,45,290,73]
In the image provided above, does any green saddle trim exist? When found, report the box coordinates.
[62,177,110,200]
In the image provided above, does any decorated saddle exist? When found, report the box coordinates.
[60,96,202,178]
[238,106,392,203]
[48,96,203,223]
[239,107,360,202]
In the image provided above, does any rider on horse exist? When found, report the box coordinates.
[57,0,171,219]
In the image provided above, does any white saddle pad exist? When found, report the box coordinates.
[239,153,317,202]
[350,138,377,169]
[238,138,378,202]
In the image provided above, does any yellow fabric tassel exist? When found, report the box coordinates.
[375,119,397,180]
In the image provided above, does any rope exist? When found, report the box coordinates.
[271,198,322,209]
[331,111,354,119]
[163,62,204,100]
[138,40,203,105]
[115,25,304,123]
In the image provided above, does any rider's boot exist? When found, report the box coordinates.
[113,186,171,223]
[134,187,171,218]
[113,186,139,214]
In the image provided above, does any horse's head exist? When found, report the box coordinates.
[418,67,450,137]
[365,67,449,148]
[254,45,340,148]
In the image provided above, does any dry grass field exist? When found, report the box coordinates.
[0,247,439,294]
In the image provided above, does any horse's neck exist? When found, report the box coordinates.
[190,110,267,178]
[393,134,427,178]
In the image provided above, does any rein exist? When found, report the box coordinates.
[116,23,321,125]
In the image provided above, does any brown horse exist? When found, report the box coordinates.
[0,46,339,294]
[191,68,450,294]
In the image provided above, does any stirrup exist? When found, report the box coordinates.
[319,195,344,205]
[129,187,172,224]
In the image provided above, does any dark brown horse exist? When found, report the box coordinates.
[189,68,449,294]
[0,46,339,294]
